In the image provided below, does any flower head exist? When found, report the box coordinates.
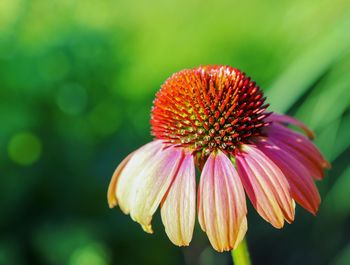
[108,65,330,252]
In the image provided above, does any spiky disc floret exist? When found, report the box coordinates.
[151,65,270,158]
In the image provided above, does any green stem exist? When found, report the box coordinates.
[231,238,251,265]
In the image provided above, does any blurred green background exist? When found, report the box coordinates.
[1,0,350,264]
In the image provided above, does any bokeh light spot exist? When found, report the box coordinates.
[69,243,108,265]
[57,84,88,115]
[8,132,42,166]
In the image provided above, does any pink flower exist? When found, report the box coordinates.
[107,65,330,252]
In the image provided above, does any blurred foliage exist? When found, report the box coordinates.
[0,0,349,265]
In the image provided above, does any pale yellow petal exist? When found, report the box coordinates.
[161,153,196,246]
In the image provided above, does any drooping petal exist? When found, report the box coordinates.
[270,136,323,180]
[160,152,196,246]
[267,124,330,179]
[256,138,321,215]
[267,113,315,139]
[115,140,163,215]
[115,140,185,233]
[129,146,184,233]
[236,145,295,228]
[107,152,133,208]
[198,150,247,252]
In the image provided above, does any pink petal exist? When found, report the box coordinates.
[268,124,330,179]
[115,140,163,215]
[160,152,196,246]
[236,145,295,228]
[256,138,321,215]
[115,140,184,233]
[129,147,184,233]
[267,113,315,139]
[198,151,247,252]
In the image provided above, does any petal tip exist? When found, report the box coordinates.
[173,240,191,247]
[310,210,318,216]
[309,203,320,216]
[304,128,315,140]
[108,198,117,209]
[268,216,285,229]
[273,222,284,229]
[141,223,154,234]
[284,213,295,224]
[324,160,332,169]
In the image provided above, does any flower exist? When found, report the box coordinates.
[107,65,330,252]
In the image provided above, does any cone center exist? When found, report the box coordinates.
[151,65,270,157]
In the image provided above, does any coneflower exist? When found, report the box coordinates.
[108,65,329,252]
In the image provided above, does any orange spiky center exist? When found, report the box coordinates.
[151,65,270,158]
